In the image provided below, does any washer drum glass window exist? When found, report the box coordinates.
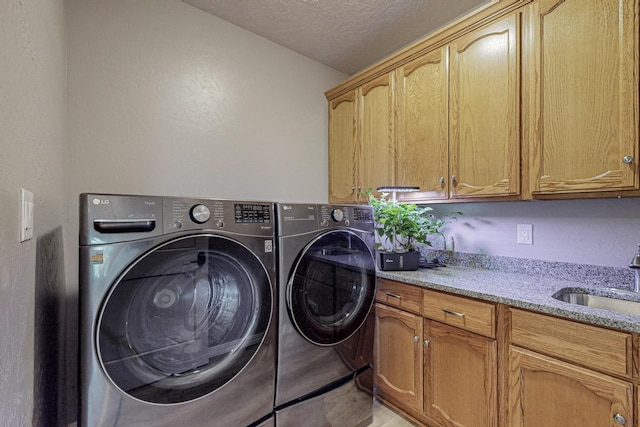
[287,230,375,346]
[97,235,272,404]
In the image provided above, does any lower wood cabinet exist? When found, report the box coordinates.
[375,284,498,426]
[508,308,634,427]
[374,303,423,412]
[374,280,640,427]
[424,320,497,427]
[508,346,633,427]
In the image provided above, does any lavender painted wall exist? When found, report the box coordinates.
[429,197,640,269]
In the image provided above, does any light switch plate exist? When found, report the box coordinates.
[20,188,34,242]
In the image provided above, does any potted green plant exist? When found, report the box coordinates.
[367,190,451,271]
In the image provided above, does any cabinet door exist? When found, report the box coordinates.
[328,90,359,203]
[530,0,639,195]
[374,303,423,412]
[395,47,449,201]
[449,13,520,199]
[360,73,395,196]
[424,321,497,427]
[509,346,634,427]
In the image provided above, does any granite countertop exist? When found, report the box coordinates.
[377,264,640,333]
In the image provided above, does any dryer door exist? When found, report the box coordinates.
[96,234,272,404]
[287,230,375,346]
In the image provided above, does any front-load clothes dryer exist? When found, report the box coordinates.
[79,194,276,427]
[274,203,376,427]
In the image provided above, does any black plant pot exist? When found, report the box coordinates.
[377,250,420,271]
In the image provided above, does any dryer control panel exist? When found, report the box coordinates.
[319,205,374,230]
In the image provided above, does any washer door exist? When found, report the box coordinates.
[287,230,375,346]
[96,234,272,404]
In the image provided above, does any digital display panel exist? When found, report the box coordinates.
[234,204,271,223]
[353,207,373,222]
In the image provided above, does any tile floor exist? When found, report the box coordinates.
[370,399,420,427]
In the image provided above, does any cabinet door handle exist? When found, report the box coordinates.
[622,156,634,164]
[424,340,430,347]
[439,176,445,186]
[413,336,419,343]
[385,292,401,299]
[442,308,465,317]
[613,413,627,424]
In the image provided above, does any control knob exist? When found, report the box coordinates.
[190,204,211,224]
[330,208,344,222]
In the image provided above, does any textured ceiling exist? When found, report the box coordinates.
[182,0,490,75]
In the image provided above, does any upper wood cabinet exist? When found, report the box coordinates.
[328,74,394,203]
[528,0,640,196]
[449,14,521,199]
[328,0,639,202]
[360,74,395,197]
[395,47,449,200]
[328,90,359,203]
[396,12,523,203]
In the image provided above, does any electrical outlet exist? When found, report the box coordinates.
[445,235,455,251]
[517,224,533,245]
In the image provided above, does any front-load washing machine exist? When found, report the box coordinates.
[79,194,276,427]
[274,203,376,427]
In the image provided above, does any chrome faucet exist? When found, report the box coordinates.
[629,243,640,292]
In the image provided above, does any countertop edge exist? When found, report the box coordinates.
[377,266,640,334]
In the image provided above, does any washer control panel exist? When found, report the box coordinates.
[165,198,273,235]
[80,194,275,244]
[169,199,225,229]
[321,206,350,227]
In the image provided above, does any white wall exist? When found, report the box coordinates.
[67,0,345,203]
[0,0,67,424]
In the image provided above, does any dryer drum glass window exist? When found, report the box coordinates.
[288,230,375,346]
[96,235,272,404]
